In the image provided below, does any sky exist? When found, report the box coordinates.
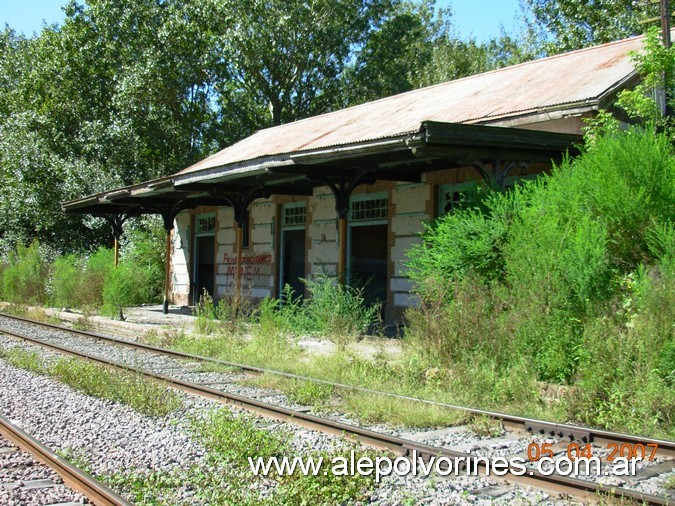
[1,0,524,41]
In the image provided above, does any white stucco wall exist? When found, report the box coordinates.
[389,182,430,308]
[307,189,338,276]
[171,212,191,305]
[215,201,275,299]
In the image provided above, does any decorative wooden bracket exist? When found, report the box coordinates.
[459,159,529,190]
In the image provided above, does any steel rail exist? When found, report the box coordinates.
[2,312,673,459]
[0,414,133,506]
[0,323,672,505]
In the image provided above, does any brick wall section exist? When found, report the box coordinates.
[248,201,276,298]
[215,206,236,297]
[387,182,431,323]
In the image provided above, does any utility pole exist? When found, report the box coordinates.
[644,0,673,117]
[661,0,671,47]
[660,0,673,118]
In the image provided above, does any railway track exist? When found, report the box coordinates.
[0,414,132,506]
[0,311,673,505]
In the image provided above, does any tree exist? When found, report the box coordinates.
[342,1,527,105]
[0,1,223,253]
[521,0,658,53]
[585,27,675,144]
[211,0,391,127]
[1,0,537,255]
[343,0,445,104]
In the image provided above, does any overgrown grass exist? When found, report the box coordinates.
[0,347,182,417]
[50,358,182,417]
[166,331,535,429]
[190,277,379,349]
[0,224,164,318]
[246,374,335,408]
[467,415,504,438]
[1,303,51,322]
[343,391,465,428]
[0,347,45,373]
[1,241,48,304]
[402,127,675,438]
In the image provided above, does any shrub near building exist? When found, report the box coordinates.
[405,126,675,437]
[0,226,164,316]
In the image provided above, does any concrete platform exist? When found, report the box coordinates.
[2,303,403,359]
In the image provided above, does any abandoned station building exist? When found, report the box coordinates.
[64,33,648,324]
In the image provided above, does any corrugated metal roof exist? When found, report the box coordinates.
[179,33,647,176]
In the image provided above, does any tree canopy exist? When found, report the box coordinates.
[0,0,663,255]
[522,0,658,54]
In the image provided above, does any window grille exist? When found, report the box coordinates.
[196,215,215,234]
[440,189,463,214]
[350,198,388,222]
[282,204,306,226]
[438,182,477,217]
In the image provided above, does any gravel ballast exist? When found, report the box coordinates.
[3,314,672,503]
[0,330,558,505]
[0,433,89,505]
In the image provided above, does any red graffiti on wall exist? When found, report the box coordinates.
[222,252,272,265]
[225,264,261,282]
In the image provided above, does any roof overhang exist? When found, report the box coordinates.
[62,121,581,217]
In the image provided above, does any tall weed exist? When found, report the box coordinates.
[1,241,48,304]
[303,275,380,347]
[50,254,82,307]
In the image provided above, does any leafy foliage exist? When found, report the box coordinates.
[1,241,49,304]
[1,225,163,315]
[522,0,656,54]
[405,126,674,432]
[615,27,675,134]
[302,275,381,345]
[0,0,542,256]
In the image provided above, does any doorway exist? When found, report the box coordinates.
[192,213,215,305]
[194,235,215,303]
[280,229,306,298]
[349,224,388,307]
[279,203,307,299]
[347,194,388,309]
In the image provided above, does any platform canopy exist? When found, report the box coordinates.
[63,121,581,218]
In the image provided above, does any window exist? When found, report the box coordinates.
[437,182,477,217]
[195,213,215,234]
[350,196,388,222]
[282,202,307,227]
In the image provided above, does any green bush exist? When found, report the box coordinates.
[1,241,48,304]
[47,225,163,315]
[0,262,5,300]
[302,275,380,346]
[404,126,675,435]
[121,226,165,301]
[101,260,159,317]
[79,247,114,309]
[1,225,164,316]
[50,254,82,308]
[406,189,518,294]
[568,267,674,437]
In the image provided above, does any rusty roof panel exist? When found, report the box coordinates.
[179,33,648,176]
